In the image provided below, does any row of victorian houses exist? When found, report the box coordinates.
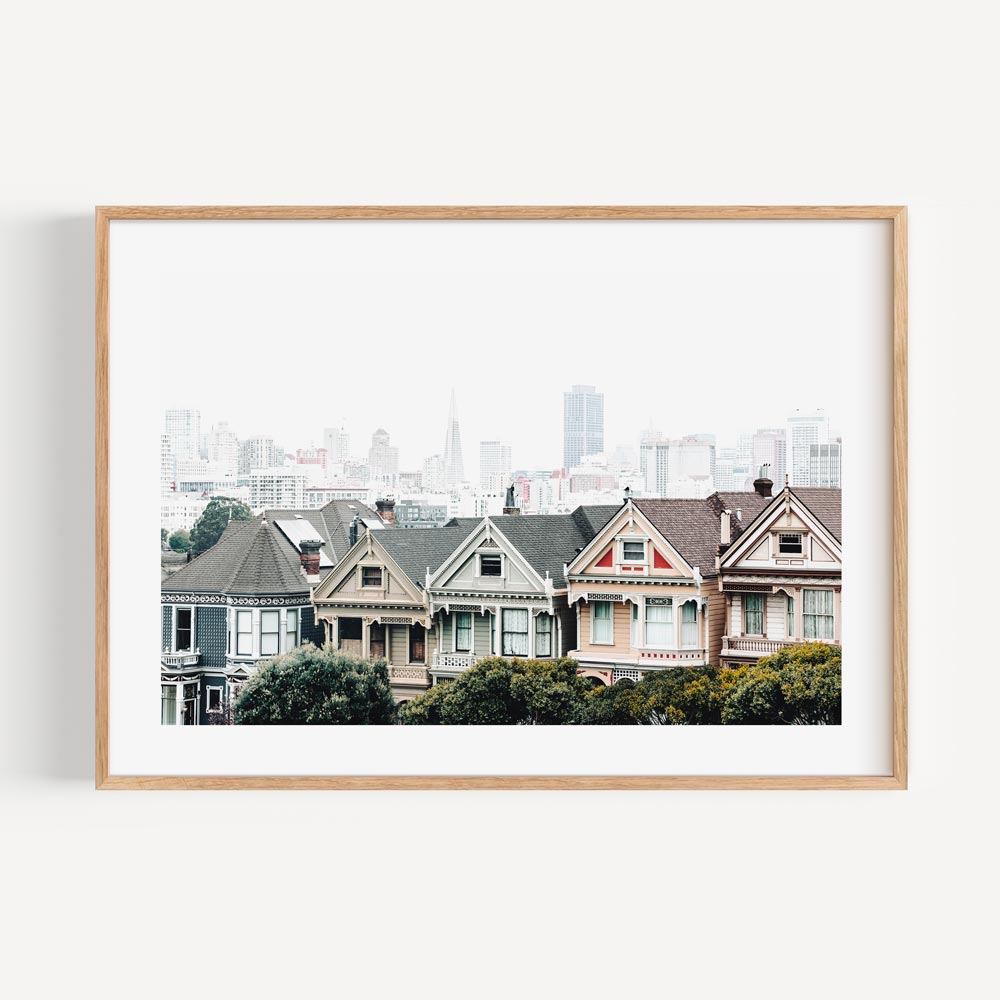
[161,477,842,724]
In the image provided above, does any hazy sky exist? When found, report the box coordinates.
[147,220,851,476]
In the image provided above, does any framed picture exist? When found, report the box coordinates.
[96,206,907,789]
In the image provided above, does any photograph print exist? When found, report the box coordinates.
[157,217,846,728]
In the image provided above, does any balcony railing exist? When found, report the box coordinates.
[161,650,200,667]
[722,636,840,656]
[431,652,477,672]
[388,665,430,685]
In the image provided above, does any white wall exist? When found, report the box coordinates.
[0,2,991,998]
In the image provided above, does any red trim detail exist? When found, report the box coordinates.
[653,549,672,570]
[595,548,613,569]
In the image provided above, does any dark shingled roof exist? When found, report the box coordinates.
[708,492,772,541]
[789,488,842,542]
[631,499,730,577]
[162,499,381,596]
[441,506,620,587]
[377,525,479,589]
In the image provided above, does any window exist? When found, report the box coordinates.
[535,614,552,657]
[161,685,177,725]
[502,609,529,656]
[410,624,426,663]
[455,612,472,652]
[206,687,223,713]
[803,589,835,640]
[286,609,299,650]
[592,601,613,644]
[479,555,502,577]
[645,601,673,647]
[236,610,252,655]
[744,594,763,635]
[787,594,794,637]
[622,540,645,562]
[362,566,382,587]
[779,533,803,554]
[681,601,698,647]
[261,610,280,656]
[175,608,193,652]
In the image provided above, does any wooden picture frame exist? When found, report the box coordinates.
[96,206,907,790]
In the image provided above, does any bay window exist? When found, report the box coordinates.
[175,607,193,652]
[681,601,698,647]
[455,612,472,652]
[236,610,253,656]
[161,685,177,725]
[744,594,763,635]
[592,601,613,644]
[803,589,835,640]
[286,609,299,650]
[535,614,552,657]
[644,600,673,647]
[261,610,280,656]
[502,609,529,656]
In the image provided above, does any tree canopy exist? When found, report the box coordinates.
[167,528,191,553]
[400,656,593,725]
[235,645,397,725]
[190,497,252,554]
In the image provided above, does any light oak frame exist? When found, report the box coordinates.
[95,206,907,790]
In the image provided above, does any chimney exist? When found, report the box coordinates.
[299,538,323,584]
[348,513,360,547]
[503,481,521,516]
[753,476,773,498]
[375,497,396,526]
[720,510,732,545]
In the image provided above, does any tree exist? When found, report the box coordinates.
[400,656,592,725]
[168,528,192,553]
[235,645,397,725]
[190,497,252,555]
[161,528,168,548]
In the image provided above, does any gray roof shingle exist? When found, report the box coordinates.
[377,525,479,589]
[788,487,842,542]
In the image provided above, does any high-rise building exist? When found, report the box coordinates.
[442,390,465,488]
[160,434,176,493]
[368,428,399,484]
[323,423,350,465]
[247,467,309,510]
[205,421,239,476]
[751,428,787,488]
[809,441,842,488]
[563,384,604,470]
[423,454,445,493]
[787,409,830,486]
[479,440,512,492]
[639,434,716,497]
[239,436,280,474]
[164,409,201,464]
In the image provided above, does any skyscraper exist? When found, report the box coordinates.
[563,384,604,470]
[164,409,201,464]
[205,421,239,476]
[751,428,787,488]
[787,409,830,486]
[368,428,399,484]
[479,440,512,492]
[809,441,842,488]
[323,422,350,465]
[639,434,716,497]
[442,389,465,488]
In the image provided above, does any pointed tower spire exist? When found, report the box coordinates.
[443,388,465,489]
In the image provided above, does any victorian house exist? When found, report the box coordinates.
[160,499,382,724]
[311,507,618,699]
[717,486,842,666]
[565,489,772,685]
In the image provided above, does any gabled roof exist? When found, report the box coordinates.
[162,499,382,597]
[376,525,479,589]
[630,499,729,577]
[788,488,842,542]
[442,506,619,588]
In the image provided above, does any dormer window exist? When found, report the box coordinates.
[778,533,803,555]
[361,566,383,588]
[479,555,502,577]
[622,540,645,563]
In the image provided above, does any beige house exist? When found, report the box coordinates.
[718,486,842,666]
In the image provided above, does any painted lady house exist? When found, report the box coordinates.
[717,485,842,666]
[310,523,477,701]
[160,499,383,724]
[425,507,617,683]
[565,486,772,685]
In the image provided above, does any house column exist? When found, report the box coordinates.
[675,601,683,650]
[834,588,842,643]
[361,618,371,659]
[527,607,535,658]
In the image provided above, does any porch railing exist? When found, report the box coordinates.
[431,652,477,672]
[161,651,200,667]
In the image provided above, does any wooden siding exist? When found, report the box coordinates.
[705,590,727,665]
[474,614,493,657]
[389,625,408,665]
[577,600,634,657]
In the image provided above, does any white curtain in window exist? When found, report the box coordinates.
[502,609,529,656]
[592,601,613,644]
[455,612,472,652]
[803,589,835,640]
[535,614,552,656]
[286,609,298,650]
[681,601,698,647]
[236,610,252,656]
[261,610,280,655]
[645,603,672,647]
[161,686,177,725]
[744,594,763,635]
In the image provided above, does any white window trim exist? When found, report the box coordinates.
[777,532,804,555]
[590,600,614,645]
[454,611,473,653]
[619,537,648,564]
[235,608,254,658]
[285,608,300,651]
[173,605,195,653]
[476,551,505,580]
[534,612,553,658]
[205,684,224,713]
[358,563,385,589]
